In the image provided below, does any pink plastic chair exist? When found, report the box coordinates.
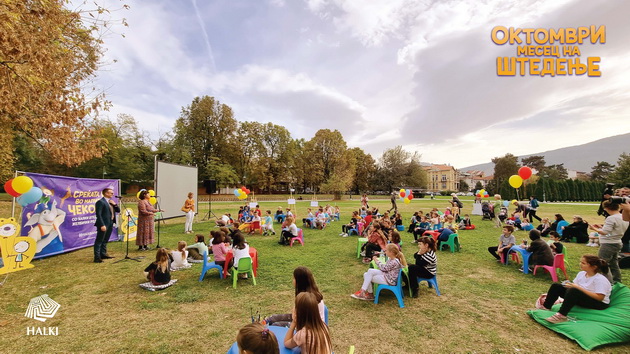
[500,251,520,264]
[533,253,568,281]
[290,228,304,247]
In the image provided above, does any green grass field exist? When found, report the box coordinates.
[1,196,628,353]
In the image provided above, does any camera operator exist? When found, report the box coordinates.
[597,183,615,217]
[619,188,630,253]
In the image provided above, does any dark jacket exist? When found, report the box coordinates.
[526,238,554,266]
[562,221,589,243]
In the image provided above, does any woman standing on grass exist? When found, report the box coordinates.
[181,192,195,234]
[137,190,162,251]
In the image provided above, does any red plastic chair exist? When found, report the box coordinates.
[290,228,304,247]
[500,251,520,264]
[533,253,568,281]
[249,221,262,234]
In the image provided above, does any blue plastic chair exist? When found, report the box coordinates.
[417,275,441,296]
[199,251,223,281]
[374,268,405,308]
[324,304,329,325]
[396,225,405,231]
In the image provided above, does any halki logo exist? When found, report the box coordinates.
[25,294,60,336]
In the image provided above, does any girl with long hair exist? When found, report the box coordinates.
[408,236,438,298]
[284,292,332,353]
[143,248,171,285]
[236,322,280,354]
[170,241,190,269]
[266,266,326,327]
[351,243,407,301]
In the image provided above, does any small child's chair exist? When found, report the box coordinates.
[290,228,304,247]
[374,268,405,308]
[533,253,569,281]
[199,251,223,281]
[231,258,257,288]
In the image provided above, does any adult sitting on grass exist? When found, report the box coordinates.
[351,243,407,301]
[279,216,298,246]
[561,215,589,243]
[408,236,437,298]
[266,266,326,327]
[536,255,612,323]
[519,229,553,273]
[488,225,516,264]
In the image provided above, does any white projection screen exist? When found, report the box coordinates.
[155,160,198,220]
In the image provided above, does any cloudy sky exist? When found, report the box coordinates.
[94,0,630,169]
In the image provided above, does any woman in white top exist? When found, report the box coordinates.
[536,254,612,323]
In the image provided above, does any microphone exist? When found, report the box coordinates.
[115,195,124,198]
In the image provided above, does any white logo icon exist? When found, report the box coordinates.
[25,294,60,322]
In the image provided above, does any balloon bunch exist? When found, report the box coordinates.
[136,189,157,205]
[4,176,43,207]
[399,189,414,204]
[508,166,532,189]
[233,186,250,200]
[475,189,490,198]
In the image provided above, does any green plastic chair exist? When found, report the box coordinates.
[439,233,460,253]
[357,237,368,258]
[562,245,570,271]
[231,257,257,289]
[348,345,355,354]
[401,266,412,296]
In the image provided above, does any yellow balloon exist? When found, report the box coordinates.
[149,197,157,204]
[404,198,411,204]
[511,199,518,204]
[508,175,523,189]
[148,190,156,197]
[480,189,485,194]
[12,176,34,194]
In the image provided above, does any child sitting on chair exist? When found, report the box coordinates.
[144,248,171,285]
[390,230,402,250]
[548,231,564,255]
[232,233,251,277]
[211,231,232,269]
[413,216,431,243]
[351,244,407,301]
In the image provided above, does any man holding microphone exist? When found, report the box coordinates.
[93,188,120,263]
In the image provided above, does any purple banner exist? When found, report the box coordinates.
[20,173,120,259]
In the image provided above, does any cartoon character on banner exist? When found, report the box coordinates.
[0,217,36,274]
[24,199,66,254]
[120,208,138,242]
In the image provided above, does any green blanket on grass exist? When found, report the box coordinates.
[527,282,630,351]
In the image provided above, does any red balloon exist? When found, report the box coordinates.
[476,193,481,197]
[408,193,414,200]
[4,179,20,197]
[518,166,532,180]
[399,191,405,197]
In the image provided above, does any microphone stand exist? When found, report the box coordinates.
[155,196,163,248]
[115,196,143,263]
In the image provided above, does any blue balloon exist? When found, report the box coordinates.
[502,200,509,207]
[233,189,240,197]
[21,186,43,205]
[16,195,29,207]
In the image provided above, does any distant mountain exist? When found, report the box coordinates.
[459,133,630,175]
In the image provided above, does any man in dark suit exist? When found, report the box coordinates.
[94,188,120,263]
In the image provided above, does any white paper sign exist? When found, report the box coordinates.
[310,201,319,207]
[287,198,296,205]
[249,202,258,208]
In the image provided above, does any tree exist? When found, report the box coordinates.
[545,164,568,180]
[492,153,519,189]
[609,153,630,187]
[474,181,484,191]
[349,147,376,194]
[206,157,239,188]
[458,180,469,192]
[590,161,615,181]
[171,96,237,180]
[302,129,348,192]
[375,146,427,192]
[521,155,546,172]
[0,1,124,181]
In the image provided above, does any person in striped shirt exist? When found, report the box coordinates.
[408,236,438,298]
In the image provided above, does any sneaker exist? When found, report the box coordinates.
[339,233,345,236]
[535,294,547,309]
[350,290,366,300]
[342,233,348,237]
[364,292,375,301]
[360,251,366,257]
[545,312,568,323]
